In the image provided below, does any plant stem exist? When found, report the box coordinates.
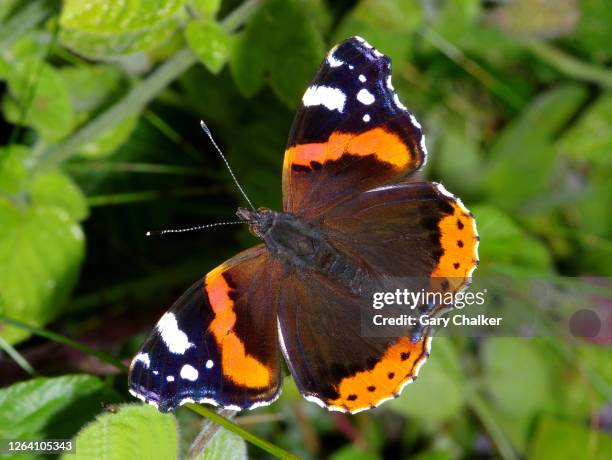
[66,161,211,176]
[36,0,263,170]
[465,387,518,460]
[1,312,298,459]
[0,315,128,372]
[0,0,54,51]
[421,27,525,110]
[0,335,37,376]
[37,48,196,169]
[522,40,612,88]
[186,404,299,460]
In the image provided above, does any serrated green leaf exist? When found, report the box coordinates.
[482,84,587,210]
[0,145,29,194]
[482,338,554,417]
[59,0,186,59]
[230,0,325,107]
[194,428,247,460]
[80,115,139,158]
[64,404,178,460]
[0,375,119,440]
[388,338,464,427]
[185,19,230,74]
[530,417,612,460]
[557,91,612,165]
[30,172,89,221]
[2,58,75,141]
[0,199,85,344]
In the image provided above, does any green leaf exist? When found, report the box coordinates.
[185,19,230,74]
[482,84,587,211]
[557,91,612,165]
[471,205,552,273]
[0,145,29,194]
[333,0,422,63]
[30,171,89,221]
[2,58,75,141]
[64,404,178,460]
[59,0,186,59]
[573,0,612,63]
[0,375,119,440]
[230,0,325,107]
[0,199,85,344]
[192,0,222,18]
[0,0,20,22]
[60,64,123,114]
[194,428,247,460]
[79,115,139,158]
[388,338,464,427]
[530,417,612,460]
[482,338,553,417]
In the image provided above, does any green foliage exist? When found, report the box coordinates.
[3,58,74,141]
[389,338,464,427]
[0,0,611,458]
[482,338,553,417]
[194,428,247,460]
[230,0,325,107]
[0,375,119,440]
[59,0,186,59]
[186,19,229,74]
[0,197,85,344]
[65,404,178,460]
[530,417,612,460]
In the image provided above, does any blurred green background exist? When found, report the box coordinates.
[0,0,611,459]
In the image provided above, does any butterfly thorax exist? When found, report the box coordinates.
[237,207,365,294]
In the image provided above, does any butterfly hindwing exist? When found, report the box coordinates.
[283,36,427,216]
[277,269,431,414]
[323,181,480,298]
[129,245,282,412]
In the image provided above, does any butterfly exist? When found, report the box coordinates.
[129,36,479,414]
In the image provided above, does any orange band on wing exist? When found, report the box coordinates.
[326,336,431,413]
[206,265,271,388]
[285,128,411,170]
[431,196,479,293]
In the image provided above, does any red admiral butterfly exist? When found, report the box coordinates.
[129,36,479,413]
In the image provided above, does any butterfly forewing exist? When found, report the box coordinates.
[129,245,282,411]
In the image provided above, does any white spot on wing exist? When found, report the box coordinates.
[303,85,346,112]
[205,359,214,369]
[327,52,344,68]
[357,88,375,105]
[166,375,175,382]
[180,364,199,381]
[133,352,150,368]
[156,312,193,354]
[363,114,371,122]
[359,74,367,82]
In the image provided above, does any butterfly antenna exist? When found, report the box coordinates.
[200,121,256,211]
[146,220,246,237]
